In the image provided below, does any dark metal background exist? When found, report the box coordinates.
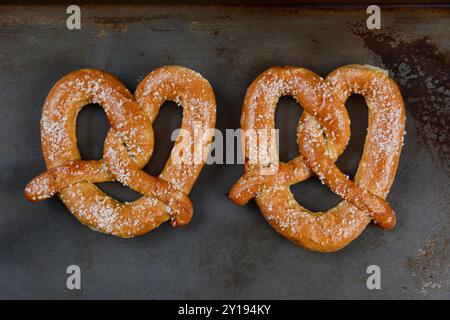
[0,4,449,299]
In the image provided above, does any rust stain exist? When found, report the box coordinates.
[0,13,172,32]
[89,16,172,32]
[96,29,108,38]
[405,228,450,295]
[352,25,450,174]
[89,16,144,25]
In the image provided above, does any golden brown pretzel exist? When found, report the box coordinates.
[229,65,405,252]
[25,66,216,237]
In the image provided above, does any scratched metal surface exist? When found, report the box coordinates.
[0,5,449,299]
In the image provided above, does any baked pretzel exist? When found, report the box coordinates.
[229,65,405,252]
[25,66,216,237]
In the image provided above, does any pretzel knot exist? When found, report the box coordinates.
[229,65,405,252]
[25,66,216,237]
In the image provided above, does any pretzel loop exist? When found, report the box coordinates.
[229,65,405,252]
[25,66,216,237]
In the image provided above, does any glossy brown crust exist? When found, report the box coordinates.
[25,66,216,237]
[229,65,405,252]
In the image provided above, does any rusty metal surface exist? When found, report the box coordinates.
[0,5,449,299]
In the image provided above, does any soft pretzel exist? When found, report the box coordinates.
[25,66,216,237]
[229,65,405,252]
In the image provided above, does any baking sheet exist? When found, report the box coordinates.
[0,4,449,299]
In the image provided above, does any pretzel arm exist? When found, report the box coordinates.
[104,130,193,227]
[229,158,312,205]
[24,160,111,201]
[297,65,405,230]
[298,117,396,229]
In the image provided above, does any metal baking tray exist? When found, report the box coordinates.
[0,2,448,299]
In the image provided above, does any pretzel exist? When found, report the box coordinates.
[229,65,405,252]
[25,66,216,237]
